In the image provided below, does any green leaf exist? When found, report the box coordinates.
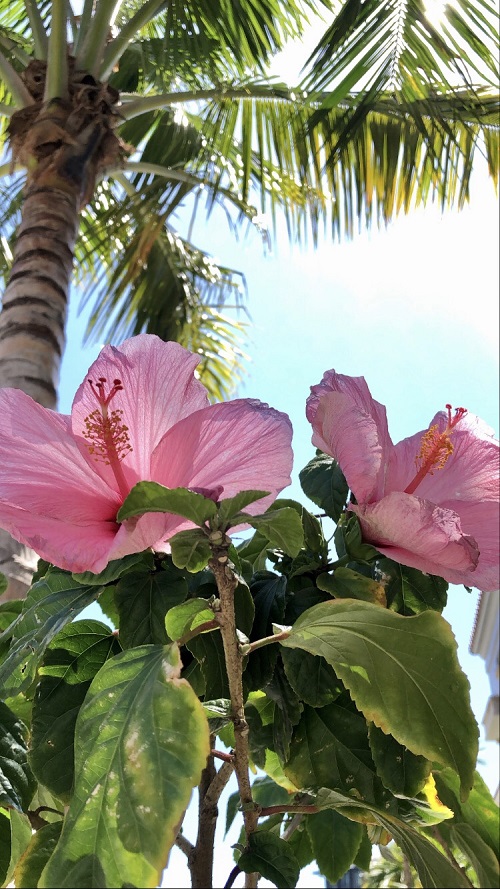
[306,810,363,884]
[299,453,349,522]
[377,558,449,615]
[242,508,304,558]
[317,566,387,606]
[0,808,11,886]
[115,566,188,647]
[281,647,343,708]
[282,600,478,798]
[187,631,229,700]
[39,644,210,889]
[449,823,500,888]
[284,699,381,805]
[117,481,217,524]
[433,768,500,857]
[236,531,273,574]
[312,789,470,888]
[0,573,7,596]
[3,811,33,889]
[245,573,287,690]
[353,828,373,870]
[368,723,431,798]
[264,661,303,762]
[217,490,271,525]
[170,529,212,572]
[165,598,216,641]
[238,831,300,888]
[0,702,35,811]
[29,620,122,802]
[72,553,153,586]
[334,513,380,562]
[13,821,63,889]
[0,570,102,696]
[286,823,314,869]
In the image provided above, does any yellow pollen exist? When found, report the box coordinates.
[83,407,132,465]
[404,404,466,496]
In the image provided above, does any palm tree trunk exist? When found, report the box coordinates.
[0,175,80,600]
[0,180,79,407]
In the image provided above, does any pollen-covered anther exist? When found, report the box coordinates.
[83,377,132,466]
[404,403,467,495]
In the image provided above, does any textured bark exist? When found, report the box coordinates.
[0,182,78,405]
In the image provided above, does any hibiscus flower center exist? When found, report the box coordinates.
[404,404,467,495]
[82,377,132,498]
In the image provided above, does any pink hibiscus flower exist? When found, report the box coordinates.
[306,370,499,592]
[0,335,293,574]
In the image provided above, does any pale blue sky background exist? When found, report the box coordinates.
[51,10,499,886]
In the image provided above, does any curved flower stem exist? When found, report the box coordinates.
[210,545,259,889]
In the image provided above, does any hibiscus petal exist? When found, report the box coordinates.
[0,501,119,574]
[306,370,393,502]
[386,410,500,504]
[440,499,499,592]
[71,335,210,489]
[352,492,480,586]
[0,389,119,524]
[150,399,293,521]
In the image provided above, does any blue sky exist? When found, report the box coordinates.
[57,162,499,887]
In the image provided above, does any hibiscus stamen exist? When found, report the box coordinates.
[404,404,466,495]
[83,377,132,499]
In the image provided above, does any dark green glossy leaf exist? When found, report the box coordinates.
[270,498,326,556]
[13,821,63,889]
[187,631,229,699]
[307,810,363,884]
[334,513,380,562]
[317,566,387,606]
[238,830,300,888]
[264,661,303,762]
[72,553,153,587]
[282,600,478,798]
[165,598,216,642]
[245,573,287,690]
[240,508,304,558]
[29,620,122,802]
[0,573,7,596]
[170,529,212,572]
[0,701,34,811]
[286,822,314,869]
[353,827,372,870]
[0,570,102,696]
[376,558,449,615]
[2,810,32,889]
[368,723,431,798]
[115,566,188,647]
[281,647,343,708]
[284,699,380,804]
[117,481,217,524]
[299,453,349,523]
[236,531,273,574]
[217,490,270,526]
[39,644,210,889]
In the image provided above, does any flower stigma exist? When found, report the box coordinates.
[404,404,466,495]
[83,377,132,499]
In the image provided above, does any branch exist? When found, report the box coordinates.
[76,0,122,76]
[99,0,168,81]
[204,760,235,810]
[210,546,259,889]
[44,0,69,102]
[175,832,195,858]
[258,804,319,817]
[118,85,295,120]
[239,629,290,656]
[0,48,34,108]
[25,0,49,59]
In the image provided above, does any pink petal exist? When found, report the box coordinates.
[352,492,480,585]
[150,399,293,521]
[71,335,210,490]
[0,501,119,574]
[0,389,119,524]
[385,410,500,504]
[306,370,393,501]
[439,499,499,592]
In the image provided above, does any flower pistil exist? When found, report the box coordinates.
[404,404,466,495]
[83,377,132,498]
